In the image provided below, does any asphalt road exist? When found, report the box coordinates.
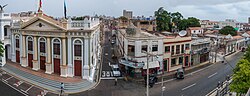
[149,52,243,96]
[0,79,24,96]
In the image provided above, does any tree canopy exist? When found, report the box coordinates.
[219,26,237,36]
[154,7,200,32]
[230,47,250,94]
[177,17,201,30]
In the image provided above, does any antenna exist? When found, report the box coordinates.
[179,30,187,37]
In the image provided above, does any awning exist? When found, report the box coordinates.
[143,61,160,69]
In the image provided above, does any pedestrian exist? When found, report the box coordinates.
[60,82,64,95]
[114,78,117,86]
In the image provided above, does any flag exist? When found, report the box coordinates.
[38,0,42,12]
[64,0,67,19]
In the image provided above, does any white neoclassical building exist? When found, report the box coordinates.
[0,11,101,81]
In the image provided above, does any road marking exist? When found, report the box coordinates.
[5,76,13,81]
[182,83,196,91]
[1,80,28,96]
[155,78,176,85]
[25,85,33,92]
[208,72,217,78]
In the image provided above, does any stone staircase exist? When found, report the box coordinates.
[1,64,95,94]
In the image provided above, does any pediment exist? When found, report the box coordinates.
[21,17,65,31]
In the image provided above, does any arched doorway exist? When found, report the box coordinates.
[73,39,83,77]
[53,39,61,75]
[27,36,33,68]
[15,35,20,63]
[39,37,46,70]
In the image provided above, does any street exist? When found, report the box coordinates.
[71,25,244,96]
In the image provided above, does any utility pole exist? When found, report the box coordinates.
[146,53,149,96]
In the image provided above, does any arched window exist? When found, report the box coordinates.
[53,39,60,55]
[15,35,20,48]
[39,38,46,53]
[74,40,82,56]
[28,37,33,51]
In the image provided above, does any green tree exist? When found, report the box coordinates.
[155,7,171,32]
[170,12,183,31]
[230,59,250,94]
[243,46,250,60]
[219,26,237,36]
[177,17,201,30]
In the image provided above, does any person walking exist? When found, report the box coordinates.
[60,82,65,96]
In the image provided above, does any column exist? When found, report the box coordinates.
[60,38,67,77]
[32,36,39,71]
[11,33,16,62]
[21,35,27,67]
[83,38,90,79]
[67,37,73,77]
[45,37,52,74]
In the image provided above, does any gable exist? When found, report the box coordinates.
[22,19,62,31]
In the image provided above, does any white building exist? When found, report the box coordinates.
[117,23,164,77]
[0,11,101,81]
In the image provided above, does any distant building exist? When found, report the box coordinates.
[186,27,204,35]
[218,19,237,29]
[199,20,219,29]
[132,17,156,32]
[123,10,133,19]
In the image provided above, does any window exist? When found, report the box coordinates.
[141,45,147,52]
[165,46,170,53]
[171,46,175,55]
[53,44,60,55]
[16,39,19,48]
[4,28,7,36]
[185,44,190,50]
[40,42,45,53]
[176,45,180,54]
[152,45,158,52]
[179,57,183,64]
[74,45,82,56]
[181,44,184,53]
[128,45,135,56]
[53,39,60,55]
[171,58,176,67]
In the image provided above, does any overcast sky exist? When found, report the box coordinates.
[1,0,250,22]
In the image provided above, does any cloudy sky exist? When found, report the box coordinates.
[1,0,250,22]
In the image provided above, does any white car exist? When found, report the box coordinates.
[111,65,121,77]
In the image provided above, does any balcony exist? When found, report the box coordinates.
[119,58,144,68]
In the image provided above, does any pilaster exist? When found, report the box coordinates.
[21,35,27,67]
[45,37,52,74]
[11,33,16,62]
[61,38,68,76]
[83,38,90,79]
[67,37,73,77]
[60,65,67,77]
[32,36,39,71]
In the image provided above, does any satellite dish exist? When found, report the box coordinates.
[179,30,187,37]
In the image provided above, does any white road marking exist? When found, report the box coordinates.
[5,76,13,81]
[155,78,176,85]
[208,72,217,79]
[182,83,196,91]
[25,85,34,92]
[1,80,28,96]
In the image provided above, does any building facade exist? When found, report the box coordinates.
[191,37,211,65]
[1,11,101,81]
[162,32,192,72]
[117,24,164,78]
[123,10,133,19]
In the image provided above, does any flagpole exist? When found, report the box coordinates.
[64,0,67,19]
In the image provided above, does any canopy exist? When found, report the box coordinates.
[143,61,160,69]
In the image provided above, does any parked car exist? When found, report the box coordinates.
[176,68,184,79]
[111,64,121,77]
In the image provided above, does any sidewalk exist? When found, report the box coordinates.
[128,51,241,84]
[0,61,98,94]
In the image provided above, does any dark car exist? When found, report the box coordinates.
[176,68,184,79]
[144,75,158,88]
